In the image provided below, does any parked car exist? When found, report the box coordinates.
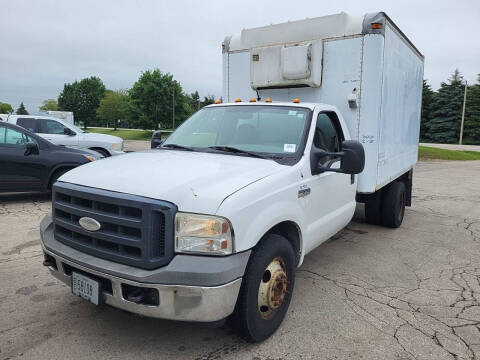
[39,11,423,342]
[2,114,124,157]
[0,122,102,193]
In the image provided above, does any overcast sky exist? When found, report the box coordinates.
[1,0,479,114]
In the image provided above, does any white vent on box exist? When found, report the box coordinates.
[281,44,311,80]
[250,40,322,89]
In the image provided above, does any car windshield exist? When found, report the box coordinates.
[163,105,310,156]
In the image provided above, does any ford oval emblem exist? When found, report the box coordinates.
[79,217,101,232]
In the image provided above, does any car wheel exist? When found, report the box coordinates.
[92,148,110,157]
[381,181,406,228]
[49,168,70,189]
[231,233,295,342]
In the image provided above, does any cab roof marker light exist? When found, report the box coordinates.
[265,98,272,103]
[249,98,256,102]
[215,99,222,104]
[293,98,300,103]
[234,98,242,103]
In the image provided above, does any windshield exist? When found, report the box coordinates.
[163,106,310,156]
[69,123,85,133]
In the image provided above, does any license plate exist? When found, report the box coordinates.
[72,272,100,305]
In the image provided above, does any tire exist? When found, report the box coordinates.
[365,192,382,225]
[231,234,295,342]
[49,168,70,189]
[380,181,406,228]
[92,148,110,158]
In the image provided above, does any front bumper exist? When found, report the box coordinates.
[40,215,248,322]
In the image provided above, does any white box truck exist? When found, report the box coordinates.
[39,11,423,342]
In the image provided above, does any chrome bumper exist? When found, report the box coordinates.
[42,245,242,322]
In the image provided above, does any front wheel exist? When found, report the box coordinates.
[231,234,295,342]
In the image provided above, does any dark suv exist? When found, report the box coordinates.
[0,121,102,193]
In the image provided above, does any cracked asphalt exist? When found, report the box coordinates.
[1,160,480,360]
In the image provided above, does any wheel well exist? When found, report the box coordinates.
[263,221,302,266]
[48,167,74,189]
[89,147,110,157]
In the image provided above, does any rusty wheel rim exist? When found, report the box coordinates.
[257,257,288,320]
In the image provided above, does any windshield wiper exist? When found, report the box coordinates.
[208,146,274,160]
[162,143,194,151]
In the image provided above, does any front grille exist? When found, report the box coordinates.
[52,182,176,269]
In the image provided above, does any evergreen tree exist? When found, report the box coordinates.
[427,69,465,143]
[462,74,480,144]
[420,80,436,141]
[16,102,29,115]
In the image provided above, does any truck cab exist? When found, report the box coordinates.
[40,11,423,342]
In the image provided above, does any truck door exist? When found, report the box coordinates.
[37,118,79,148]
[0,124,43,192]
[300,111,357,253]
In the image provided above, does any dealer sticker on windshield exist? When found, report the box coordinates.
[284,144,296,153]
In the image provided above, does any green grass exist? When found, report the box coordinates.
[418,146,480,161]
[86,128,154,141]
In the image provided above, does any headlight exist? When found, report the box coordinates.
[111,143,123,151]
[175,213,234,255]
[83,155,96,162]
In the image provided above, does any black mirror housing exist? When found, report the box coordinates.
[24,142,40,156]
[151,130,164,149]
[310,140,365,175]
[64,127,76,136]
[339,140,365,174]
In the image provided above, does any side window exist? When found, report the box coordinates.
[0,125,6,144]
[313,112,343,165]
[17,118,38,133]
[5,127,29,146]
[39,119,65,134]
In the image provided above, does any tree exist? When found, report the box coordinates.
[97,90,128,130]
[188,91,201,111]
[16,102,28,115]
[128,69,187,130]
[39,99,58,111]
[420,80,436,141]
[58,76,106,128]
[463,74,480,144]
[200,94,215,108]
[0,102,13,114]
[426,69,465,143]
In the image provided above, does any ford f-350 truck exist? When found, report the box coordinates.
[40,11,423,342]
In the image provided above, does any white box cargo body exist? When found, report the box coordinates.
[44,110,74,125]
[222,12,424,193]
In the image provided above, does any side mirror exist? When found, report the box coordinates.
[64,127,76,136]
[310,140,365,175]
[151,130,164,149]
[24,142,40,156]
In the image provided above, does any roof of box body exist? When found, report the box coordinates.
[225,11,423,59]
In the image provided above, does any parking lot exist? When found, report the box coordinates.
[1,159,479,360]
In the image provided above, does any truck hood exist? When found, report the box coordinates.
[59,150,286,214]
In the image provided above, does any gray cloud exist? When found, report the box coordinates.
[1,0,479,114]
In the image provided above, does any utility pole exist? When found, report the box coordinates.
[459,81,467,145]
[172,87,175,129]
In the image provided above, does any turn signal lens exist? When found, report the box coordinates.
[235,98,242,103]
[265,98,272,103]
[293,98,300,103]
[215,99,222,104]
[371,23,382,29]
[249,98,256,102]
